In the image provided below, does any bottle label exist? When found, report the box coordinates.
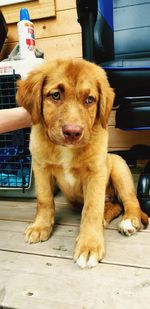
[18,20,36,58]
[26,39,35,46]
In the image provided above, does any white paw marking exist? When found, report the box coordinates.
[87,256,98,268]
[76,255,86,269]
[76,255,98,269]
[119,219,136,236]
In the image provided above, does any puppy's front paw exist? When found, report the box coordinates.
[25,223,53,243]
[74,234,105,269]
[118,217,141,236]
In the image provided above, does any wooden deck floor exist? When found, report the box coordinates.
[0,192,150,309]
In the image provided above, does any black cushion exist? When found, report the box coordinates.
[102,62,150,98]
[116,98,150,130]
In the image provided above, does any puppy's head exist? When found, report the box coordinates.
[16,59,114,147]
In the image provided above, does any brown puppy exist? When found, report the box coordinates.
[16,59,148,268]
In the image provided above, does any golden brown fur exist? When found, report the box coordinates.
[16,59,148,268]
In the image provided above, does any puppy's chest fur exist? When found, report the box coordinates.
[58,148,76,187]
[52,147,83,201]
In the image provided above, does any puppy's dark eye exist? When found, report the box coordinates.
[85,96,94,105]
[51,91,61,101]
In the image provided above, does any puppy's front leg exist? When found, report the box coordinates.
[25,163,55,243]
[74,172,107,268]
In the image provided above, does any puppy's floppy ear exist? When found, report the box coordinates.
[16,69,46,124]
[97,71,115,129]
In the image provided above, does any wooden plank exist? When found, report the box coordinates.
[56,0,76,11]
[32,34,82,59]
[108,110,116,126]
[1,0,56,24]
[108,128,150,149]
[0,201,148,231]
[0,196,125,231]
[6,9,81,43]
[108,110,150,149]
[0,251,150,309]
[0,220,77,258]
[0,219,150,268]
[0,199,36,223]
[1,33,82,60]
[0,195,81,225]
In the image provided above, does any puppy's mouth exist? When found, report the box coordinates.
[62,139,88,148]
[48,137,87,148]
[62,137,84,147]
[47,126,89,148]
[51,135,86,148]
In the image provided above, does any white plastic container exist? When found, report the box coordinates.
[17,8,36,60]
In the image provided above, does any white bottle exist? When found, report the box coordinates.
[17,8,36,60]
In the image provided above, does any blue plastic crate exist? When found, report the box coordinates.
[0,129,31,190]
[0,72,33,196]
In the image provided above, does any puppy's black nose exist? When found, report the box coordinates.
[62,124,83,142]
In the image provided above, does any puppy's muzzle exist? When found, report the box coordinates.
[62,124,83,143]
